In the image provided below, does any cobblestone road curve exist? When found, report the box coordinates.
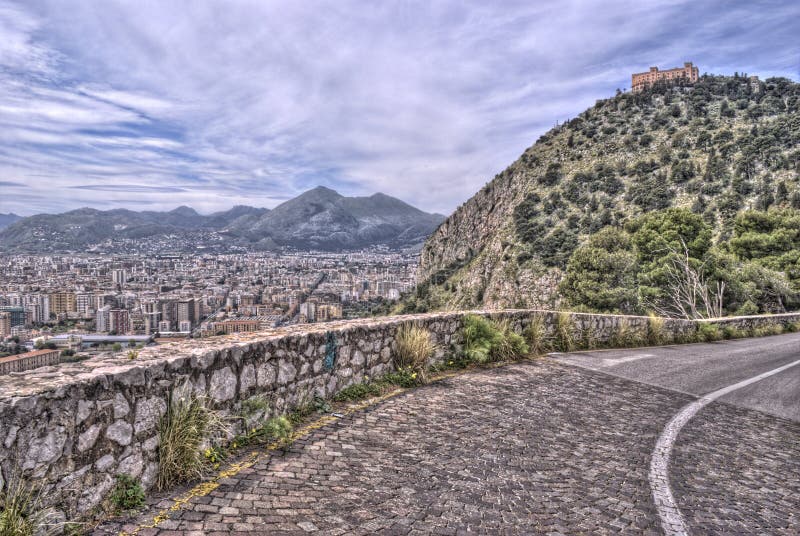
[94,361,799,535]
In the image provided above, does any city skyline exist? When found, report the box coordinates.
[1,0,799,217]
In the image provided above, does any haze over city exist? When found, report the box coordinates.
[1,0,798,216]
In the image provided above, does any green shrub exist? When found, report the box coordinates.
[109,474,145,512]
[555,312,576,352]
[735,300,760,316]
[203,446,227,468]
[489,319,529,361]
[463,315,502,363]
[394,324,436,383]
[429,351,472,372]
[523,314,549,355]
[697,323,723,342]
[462,315,529,362]
[0,477,56,536]
[287,392,330,425]
[157,395,227,490]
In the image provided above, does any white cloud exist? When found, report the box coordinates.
[0,0,798,216]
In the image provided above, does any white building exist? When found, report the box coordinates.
[96,305,111,333]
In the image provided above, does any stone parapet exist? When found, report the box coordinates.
[0,309,797,520]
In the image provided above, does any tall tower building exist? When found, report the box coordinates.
[0,312,11,338]
[96,305,111,333]
[112,269,127,286]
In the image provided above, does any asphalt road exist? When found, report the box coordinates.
[551,332,800,422]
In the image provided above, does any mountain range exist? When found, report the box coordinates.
[0,187,444,253]
[0,213,21,230]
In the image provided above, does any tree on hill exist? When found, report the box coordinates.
[559,227,638,313]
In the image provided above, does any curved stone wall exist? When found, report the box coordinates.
[0,309,797,521]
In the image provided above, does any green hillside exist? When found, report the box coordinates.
[413,74,800,318]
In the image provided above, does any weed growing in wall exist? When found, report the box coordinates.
[109,474,145,512]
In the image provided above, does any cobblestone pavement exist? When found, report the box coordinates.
[94,360,799,535]
[672,401,800,534]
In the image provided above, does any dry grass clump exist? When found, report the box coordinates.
[580,323,600,350]
[0,476,58,536]
[394,324,436,384]
[610,318,645,348]
[647,315,667,345]
[555,312,576,352]
[157,395,228,490]
[523,314,549,355]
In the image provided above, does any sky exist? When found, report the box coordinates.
[0,1,798,217]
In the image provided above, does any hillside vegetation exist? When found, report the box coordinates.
[412,74,800,318]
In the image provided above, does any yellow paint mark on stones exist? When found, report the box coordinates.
[120,389,405,535]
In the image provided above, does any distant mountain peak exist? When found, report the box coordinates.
[169,205,199,216]
[0,189,444,252]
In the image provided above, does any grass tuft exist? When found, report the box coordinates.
[394,324,436,383]
[156,395,228,490]
[523,314,550,355]
[555,312,576,352]
[580,322,600,350]
[610,318,641,348]
[0,476,58,536]
[647,315,667,346]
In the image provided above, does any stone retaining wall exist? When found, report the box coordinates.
[0,309,797,521]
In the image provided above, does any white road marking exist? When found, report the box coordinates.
[598,353,654,367]
[650,359,800,536]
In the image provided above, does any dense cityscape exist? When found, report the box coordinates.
[0,250,417,370]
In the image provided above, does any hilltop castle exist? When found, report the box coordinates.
[632,62,699,92]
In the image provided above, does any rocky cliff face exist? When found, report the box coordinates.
[417,74,800,310]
